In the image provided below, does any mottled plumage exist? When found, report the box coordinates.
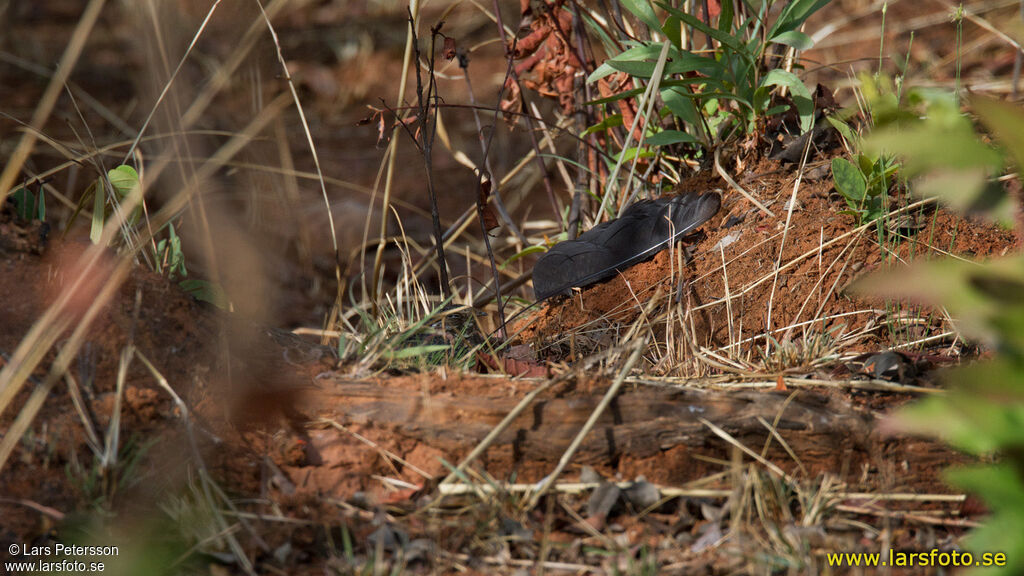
[533,192,720,300]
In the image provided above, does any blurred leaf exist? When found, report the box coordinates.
[180,279,229,310]
[915,169,1014,227]
[11,187,33,220]
[384,344,451,360]
[613,146,657,162]
[972,94,1024,171]
[718,0,735,34]
[831,158,866,203]
[867,125,1002,176]
[893,360,1024,454]
[662,15,682,48]
[90,179,105,245]
[945,464,1024,576]
[852,255,1024,347]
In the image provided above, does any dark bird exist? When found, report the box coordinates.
[533,192,721,300]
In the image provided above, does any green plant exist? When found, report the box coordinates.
[153,223,186,280]
[10,184,46,222]
[826,74,907,226]
[66,434,156,512]
[587,0,828,155]
[856,94,1024,575]
[830,153,898,224]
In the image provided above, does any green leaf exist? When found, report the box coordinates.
[587,43,660,83]
[90,179,105,245]
[645,129,699,146]
[619,0,663,33]
[613,146,657,163]
[770,0,831,38]
[831,158,867,202]
[603,44,714,79]
[661,87,703,134]
[661,15,682,48]
[656,1,746,54]
[503,244,548,267]
[718,0,734,34]
[759,69,814,132]
[770,30,814,50]
[180,279,230,309]
[11,188,32,220]
[107,165,139,197]
[582,114,625,135]
[385,344,452,360]
[37,189,45,221]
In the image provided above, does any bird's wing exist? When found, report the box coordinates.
[532,239,622,300]
[533,192,721,301]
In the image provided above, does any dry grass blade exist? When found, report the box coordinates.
[0,0,107,199]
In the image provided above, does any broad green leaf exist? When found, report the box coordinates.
[661,87,702,132]
[759,69,814,131]
[662,15,682,48]
[107,165,139,197]
[770,30,814,50]
[587,43,662,83]
[613,146,657,163]
[604,45,714,79]
[619,0,663,33]
[831,158,866,202]
[645,129,699,146]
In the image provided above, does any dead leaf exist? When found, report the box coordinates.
[478,180,500,235]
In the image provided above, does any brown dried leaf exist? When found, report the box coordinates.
[478,180,500,234]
